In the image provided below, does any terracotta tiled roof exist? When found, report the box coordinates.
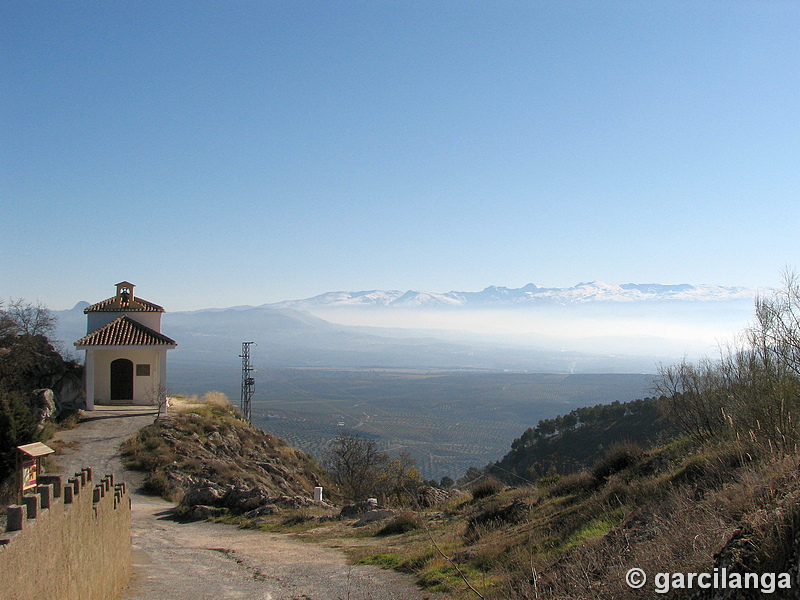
[75,316,177,347]
[84,296,164,313]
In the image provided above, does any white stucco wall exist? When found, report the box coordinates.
[89,347,169,405]
[86,311,163,334]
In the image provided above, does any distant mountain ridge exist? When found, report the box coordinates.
[54,280,759,376]
[266,281,760,310]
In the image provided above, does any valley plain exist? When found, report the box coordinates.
[168,367,653,480]
[54,284,747,481]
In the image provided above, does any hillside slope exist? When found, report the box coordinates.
[121,395,335,518]
[114,393,800,599]
[346,419,800,599]
[493,397,677,482]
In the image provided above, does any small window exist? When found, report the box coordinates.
[136,364,151,376]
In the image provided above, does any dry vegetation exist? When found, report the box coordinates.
[121,388,800,599]
[121,392,333,506]
[118,273,800,599]
[167,391,231,412]
[280,438,798,600]
[288,273,800,599]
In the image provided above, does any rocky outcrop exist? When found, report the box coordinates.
[353,509,396,527]
[25,376,86,422]
[123,403,335,520]
[50,372,85,410]
[339,499,380,519]
[179,477,333,520]
[28,388,59,421]
[0,334,85,408]
[417,485,452,508]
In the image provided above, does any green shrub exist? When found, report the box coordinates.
[0,390,39,483]
[564,514,621,550]
[669,449,743,496]
[465,498,529,542]
[282,512,310,527]
[143,471,170,497]
[376,511,421,536]
[547,470,598,498]
[121,426,175,472]
[537,473,561,490]
[591,441,643,482]
[469,476,504,500]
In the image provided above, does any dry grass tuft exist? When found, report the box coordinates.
[169,391,232,413]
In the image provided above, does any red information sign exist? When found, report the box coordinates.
[22,458,38,491]
[17,443,54,499]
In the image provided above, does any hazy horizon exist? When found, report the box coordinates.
[55,283,759,371]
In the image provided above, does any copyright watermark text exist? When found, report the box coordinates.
[625,567,792,594]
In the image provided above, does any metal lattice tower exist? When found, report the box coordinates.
[239,341,256,422]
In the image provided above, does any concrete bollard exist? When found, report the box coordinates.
[38,475,63,499]
[21,494,39,519]
[64,485,74,504]
[6,505,25,532]
[36,484,53,509]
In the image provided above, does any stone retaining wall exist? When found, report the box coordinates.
[0,468,131,600]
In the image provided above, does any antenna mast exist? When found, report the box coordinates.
[239,341,256,422]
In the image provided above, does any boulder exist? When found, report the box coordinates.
[417,486,450,508]
[354,509,396,527]
[183,480,229,507]
[53,372,86,410]
[339,499,380,519]
[28,388,59,421]
[224,486,271,511]
[191,505,226,520]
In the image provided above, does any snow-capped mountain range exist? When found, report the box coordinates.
[267,282,761,310]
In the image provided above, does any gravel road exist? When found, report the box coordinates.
[50,407,441,600]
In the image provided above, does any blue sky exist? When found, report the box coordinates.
[3,1,799,311]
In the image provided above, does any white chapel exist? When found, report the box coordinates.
[74,282,177,410]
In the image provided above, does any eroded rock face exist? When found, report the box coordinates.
[177,478,334,520]
[190,505,226,520]
[54,373,86,410]
[27,375,87,420]
[224,486,271,511]
[29,388,59,421]
[183,480,228,507]
[242,505,281,519]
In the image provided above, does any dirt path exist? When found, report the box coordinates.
[49,406,155,490]
[50,407,441,600]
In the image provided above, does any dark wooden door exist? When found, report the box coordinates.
[110,358,134,400]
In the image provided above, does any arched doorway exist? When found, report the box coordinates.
[110,358,134,401]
